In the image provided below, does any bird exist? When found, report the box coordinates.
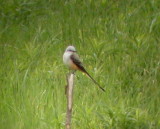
[63,45,105,92]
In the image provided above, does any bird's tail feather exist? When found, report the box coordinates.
[84,71,105,92]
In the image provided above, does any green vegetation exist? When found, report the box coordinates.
[0,0,160,128]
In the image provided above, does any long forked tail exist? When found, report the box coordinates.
[70,54,105,92]
[84,71,105,92]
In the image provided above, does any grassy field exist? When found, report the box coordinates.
[0,0,160,129]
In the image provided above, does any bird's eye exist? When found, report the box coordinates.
[68,50,76,52]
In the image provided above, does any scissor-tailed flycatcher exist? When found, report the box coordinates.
[63,46,105,92]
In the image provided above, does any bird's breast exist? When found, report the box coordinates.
[63,52,79,70]
[63,52,72,66]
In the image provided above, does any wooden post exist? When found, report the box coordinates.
[65,73,74,129]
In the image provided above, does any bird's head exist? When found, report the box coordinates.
[65,46,76,52]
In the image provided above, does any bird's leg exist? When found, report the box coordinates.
[72,70,76,75]
[68,69,76,75]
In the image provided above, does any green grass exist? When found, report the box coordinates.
[0,0,160,128]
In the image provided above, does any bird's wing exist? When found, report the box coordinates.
[70,53,87,73]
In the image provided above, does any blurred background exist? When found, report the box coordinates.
[0,0,160,128]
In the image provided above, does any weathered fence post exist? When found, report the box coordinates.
[65,73,74,129]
